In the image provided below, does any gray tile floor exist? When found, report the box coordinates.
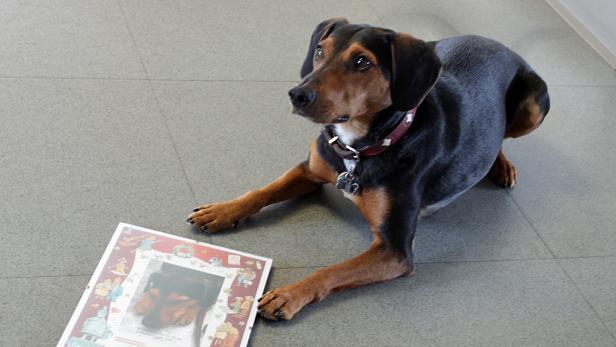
[1,0,615,346]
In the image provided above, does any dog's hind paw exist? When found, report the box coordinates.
[489,150,517,188]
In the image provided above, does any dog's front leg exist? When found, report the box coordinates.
[188,141,337,232]
[258,187,418,320]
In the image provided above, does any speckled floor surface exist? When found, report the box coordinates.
[1,1,616,346]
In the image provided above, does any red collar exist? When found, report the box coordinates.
[322,107,417,161]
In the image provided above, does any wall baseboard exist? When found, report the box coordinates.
[545,0,616,69]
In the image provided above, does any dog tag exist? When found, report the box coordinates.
[336,171,361,195]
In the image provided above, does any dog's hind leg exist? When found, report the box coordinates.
[489,69,550,188]
[187,140,337,232]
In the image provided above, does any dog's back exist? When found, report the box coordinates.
[420,35,550,209]
[433,35,549,128]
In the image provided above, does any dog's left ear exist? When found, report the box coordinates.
[300,17,348,78]
[144,271,161,292]
[388,33,442,111]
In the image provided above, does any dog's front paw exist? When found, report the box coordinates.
[257,284,315,321]
[187,194,264,232]
[187,201,243,232]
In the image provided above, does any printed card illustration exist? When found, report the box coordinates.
[57,223,272,347]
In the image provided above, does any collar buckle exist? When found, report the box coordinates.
[345,144,360,161]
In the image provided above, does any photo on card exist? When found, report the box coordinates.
[58,223,272,347]
[120,260,225,346]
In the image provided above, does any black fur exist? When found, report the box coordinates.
[300,18,349,79]
[301,24,550,263]
[388,34,442,111]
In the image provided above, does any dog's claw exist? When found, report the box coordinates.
[192,208,201,212]
[201,225,209,232]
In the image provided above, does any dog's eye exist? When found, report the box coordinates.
[314,46,324,61]
[354,55,372,71]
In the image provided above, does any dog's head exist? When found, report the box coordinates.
[289,18,441,129]
[135,263,224,329]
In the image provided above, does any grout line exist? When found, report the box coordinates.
[150,78,296,83]
[116,0,152,79]
[0,273,91,280]
[273,257,555,270]
[556,259,616,342]
[146,87,200,205]
[0,75,298,83]
[505,190,557,259]
[556,254,616,260]
[117,0,199,208]
[1,74,614,87]
[5,254,615,278]
[549,83,616,88]
[0,75,149,81]
[506,190,616,342]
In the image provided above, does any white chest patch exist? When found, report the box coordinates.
[334,124,361,145]
[342,191,354,200]
[342,159,355,172]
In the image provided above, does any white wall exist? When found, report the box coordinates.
[546,0,616,68]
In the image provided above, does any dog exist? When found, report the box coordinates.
[187,18,550,321]
[134,262,224,345]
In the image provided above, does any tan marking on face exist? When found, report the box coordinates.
[135,288,159,314]
[312,42,392,132]
[313,38,334,70]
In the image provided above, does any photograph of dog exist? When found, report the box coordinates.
[187,17,549,321]
[124,261,225,345]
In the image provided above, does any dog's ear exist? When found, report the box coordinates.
[388,33,442,111]
[144,271,161,293]
[200,276,226,308]
[300,17,348,78]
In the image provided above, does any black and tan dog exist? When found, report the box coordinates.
[135,263,224,344]
[187,18,549,321]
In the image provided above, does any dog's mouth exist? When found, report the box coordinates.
[292,107,350,124]
[332,114,350,123]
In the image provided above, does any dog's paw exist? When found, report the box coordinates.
[257,284,315,321]
[489,156,517,188]
[174,305,200,326]
[187,198,259,232]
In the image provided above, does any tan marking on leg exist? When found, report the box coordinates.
[489,149,517,188]
[258,187,412,321]
[351,187,390,232]
[506,96,544,138]
[189,140,333,232]
[308,139,338,184]
[258,240,412,320]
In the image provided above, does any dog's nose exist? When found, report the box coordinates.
[288,86,316,109]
